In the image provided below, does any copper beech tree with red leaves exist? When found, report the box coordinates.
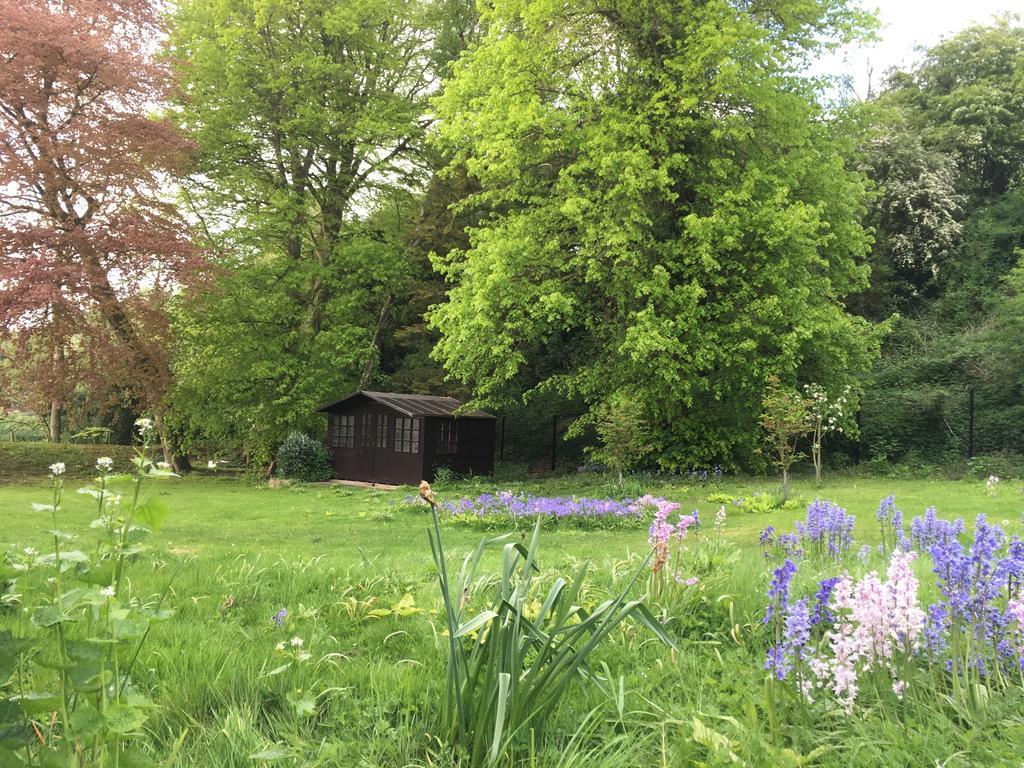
[0,0,200,466]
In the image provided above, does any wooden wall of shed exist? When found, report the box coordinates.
[423,416,495,479]
[323,395,423,485]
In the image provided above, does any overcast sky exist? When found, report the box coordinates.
[814,0,1022,98]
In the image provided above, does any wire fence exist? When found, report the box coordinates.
[858,386,1024,464]
[490,385,1024,474]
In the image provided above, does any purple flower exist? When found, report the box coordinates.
[811,577,841,626]
[766,596,811,680]
[764,559,798,624]
[796,499,855,560]
[910,507,963,551]
[272,607,288,628]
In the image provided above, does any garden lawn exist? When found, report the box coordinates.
[2,473,1024,766]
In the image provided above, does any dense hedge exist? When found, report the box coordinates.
[0,442,136,480]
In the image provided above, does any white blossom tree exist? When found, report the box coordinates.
[804,383,853,484]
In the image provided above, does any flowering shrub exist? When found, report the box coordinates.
[803,383,853,484]
[437,491,667,529]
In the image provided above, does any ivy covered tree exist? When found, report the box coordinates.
[855,21,1024,464]
[430,0,881,468]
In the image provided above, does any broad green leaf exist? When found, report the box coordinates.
[68,707,103,737]
[0,699,31,750]
[134,498,169,530]
[112,617,150,640]
[31,606,76,628]
[66,639,112,662]
[11,691,61,716]
[75,561,116,586]
[0,632,33,659]
[285,689,316,718]
[104,703,148,735]
[69,663,112,693]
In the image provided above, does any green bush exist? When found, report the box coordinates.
[276,431,332,482]
[969,453,1024,480]
[0,442,135,480]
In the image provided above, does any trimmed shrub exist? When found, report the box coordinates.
[276,431,332,482]
[0,442,136,481]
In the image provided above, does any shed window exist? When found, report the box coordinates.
[360,414,374,447]
[333,414,354,448]
[395,417,421,453]
[437,420,458,454]
[375,415,389,448]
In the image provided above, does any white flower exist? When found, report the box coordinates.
[207,460,218,470]
[96,457,114,471]
[275,642,285,652]
[49,462,66,476]
[23,547,38,557]
[289,636,303,648]
[157,461,171,470]
[100,586,115,598]
[135,417,154,434]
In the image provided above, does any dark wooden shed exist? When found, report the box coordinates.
[317,391,496,486]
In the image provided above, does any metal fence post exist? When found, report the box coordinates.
[853,410,862,465]
[967,386,975,459]
[551,415,558,472]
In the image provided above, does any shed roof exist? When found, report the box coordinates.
[317,391,496,419]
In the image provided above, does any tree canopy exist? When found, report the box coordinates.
[430,0,880,468]
[167,0,474,463]
[0,0,199,450]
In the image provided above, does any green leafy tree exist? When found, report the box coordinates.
[849,121,963,320]
[760,377,809,500]
[882,17,1024,204]
[852,20,1024,465]
[430,0,880,468]
[589,393,650,486]
[167,0,474,465]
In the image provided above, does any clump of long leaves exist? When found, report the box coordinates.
[427,498,674,766]
[0,419,176,767]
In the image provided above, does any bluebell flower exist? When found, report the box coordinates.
[764,559,798,624]
[811,577,841,626]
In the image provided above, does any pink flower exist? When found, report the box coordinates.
[806,551,924,714]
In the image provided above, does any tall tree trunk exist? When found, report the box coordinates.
[48,400,61,443]
[48,340,64,442]
[155,411,192,473]
[358,294,394,387]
